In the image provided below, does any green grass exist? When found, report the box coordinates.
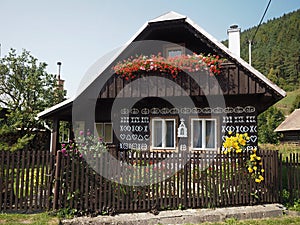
[275,88,300,115]
[1,213,299,225]
[1,166,48,199]
[0,212,60,225]
[182,215,300,225]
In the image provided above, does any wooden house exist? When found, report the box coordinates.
[275,109,300,144]
[38,11,286,154]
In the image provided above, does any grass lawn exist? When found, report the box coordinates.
[275,88,300,115]
[0,213,299,225]
[189,215,300,225]
[0,212,60,225]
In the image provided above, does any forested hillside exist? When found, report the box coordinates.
[225,9,300,91]
[223,9,300,143]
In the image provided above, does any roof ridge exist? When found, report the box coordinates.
[149,11,187,23]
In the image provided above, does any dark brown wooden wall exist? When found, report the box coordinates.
[98,65,267,99]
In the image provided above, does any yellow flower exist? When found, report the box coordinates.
[248,167,253,173]
[250,154,256,161]
[259,175,264,181]
[259,162,263,166]
[240,139,246,146]
[253,166,257,171]
[256,156,261,161]
[253,148,257,153]
[261,169,265,173]
[228,131,233,135]
[255,178,261,183]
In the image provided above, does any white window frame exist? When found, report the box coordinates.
[94,122,113,143]
[191,118,217,151]
[151,118,176,150]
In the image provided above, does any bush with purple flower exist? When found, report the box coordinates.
[59,130,107,161]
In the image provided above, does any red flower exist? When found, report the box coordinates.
[113,53,223,80]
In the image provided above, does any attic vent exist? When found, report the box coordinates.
[163,43,185,58]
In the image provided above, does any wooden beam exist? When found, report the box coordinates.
[51,118,59,155]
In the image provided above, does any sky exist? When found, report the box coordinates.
[0,0,299,98]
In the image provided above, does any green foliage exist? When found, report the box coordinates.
[289,94,300,113]
[223,9,300,92]
[291,199,300,211]
[275,89,300,115]
[258,106,285,144]
[239,9,300,92]
[53,208,78,219]
[0,48,65,151]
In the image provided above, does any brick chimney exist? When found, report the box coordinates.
[57,62,65,91]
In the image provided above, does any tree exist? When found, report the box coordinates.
[258,106,285,144]
[0,49,65,151]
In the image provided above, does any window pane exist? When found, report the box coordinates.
[95,123,104,138]
[153,120,162,147]
[206,120,215,148]
[193,120,202,148]
[168,49,182,58]
[104,123,113,143]
[165,120,175,147]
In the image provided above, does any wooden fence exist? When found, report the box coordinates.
[279,153,300,203]
[0,149,299,213]
[52,150,280,214]
[0,150,54,212]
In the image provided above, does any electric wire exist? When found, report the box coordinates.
[251,0,272,43]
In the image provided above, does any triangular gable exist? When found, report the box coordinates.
[38,11,286,119]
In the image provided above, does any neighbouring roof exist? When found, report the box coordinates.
[275,109,300,132]
[38,11,286,119]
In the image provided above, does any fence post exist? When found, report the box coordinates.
[53,150,62,210]
[278,152,283,203]
[183,151,188,208]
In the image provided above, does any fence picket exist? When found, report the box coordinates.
[9,150,15,210]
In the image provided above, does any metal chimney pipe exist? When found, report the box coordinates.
[57,62,62,80]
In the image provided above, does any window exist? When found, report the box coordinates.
[59,121,70,143]
[60,128,70,143]
[94,123,113,143]
[191,118,217,150]
[164,44,185,58]
[151,118,176,150]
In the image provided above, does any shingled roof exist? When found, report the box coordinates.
[275,109,300,132]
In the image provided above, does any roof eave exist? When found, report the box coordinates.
[38,97,74,119]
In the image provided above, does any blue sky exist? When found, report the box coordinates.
[0,0,299,97]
